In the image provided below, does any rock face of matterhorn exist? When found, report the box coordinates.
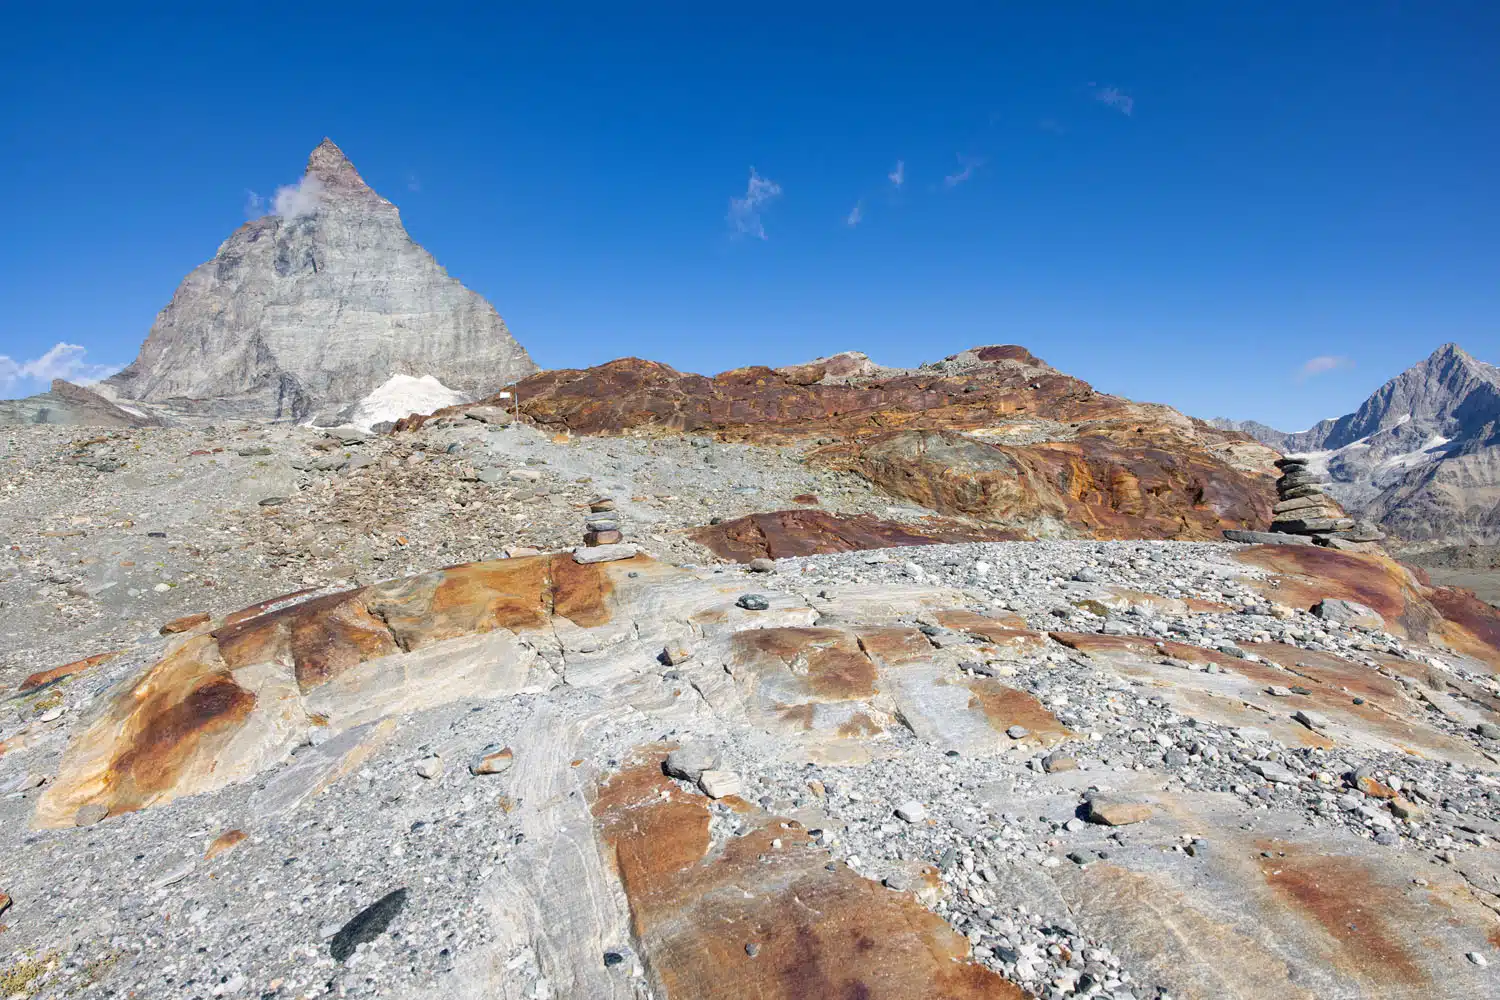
[103,139,536,423]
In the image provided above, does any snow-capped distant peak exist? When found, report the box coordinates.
[342,374,468,432]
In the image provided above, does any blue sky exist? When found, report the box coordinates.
[2,5,1496,430]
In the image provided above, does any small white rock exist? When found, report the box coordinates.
[697,769,743,799]
[894,800,927,824]
[415,756,445,779]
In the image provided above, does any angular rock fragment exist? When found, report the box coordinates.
[329,888,408,963]
[1085,796,1152,826]
[468,745,514,775]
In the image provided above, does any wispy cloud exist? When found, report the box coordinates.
[727,167,782,240]
[888,160,905,188]
[244,173,327,220]
[1038,118,1067,135]
[273,173,325,219]
[1090,84,1134,116]
[407,174,422,193]
[1296,356,1354,382]
[0,343,121,399]
[944,155,984,188]
[846,201,863,227]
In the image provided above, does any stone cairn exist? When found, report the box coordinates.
[584,497,620,546]
[1265,456,1385,551]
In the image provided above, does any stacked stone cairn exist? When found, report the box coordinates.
[584,497,621,546]
[1265,457,1387,550]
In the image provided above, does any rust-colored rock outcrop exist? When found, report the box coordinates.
[689,509,1026,562]
[593,749,1027,999]
[405,346,1276,541]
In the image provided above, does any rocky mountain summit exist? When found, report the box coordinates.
[97,139,535,423]
[1217,343,1500,547]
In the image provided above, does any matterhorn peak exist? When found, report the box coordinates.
[304,137,373,195]
[102,140,536,422]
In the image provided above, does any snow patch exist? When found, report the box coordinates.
[1375,434,1450,473]
[342,374,468,432]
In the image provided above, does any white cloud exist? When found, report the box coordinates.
[0,343,121,399]
[889,160,905,188]
[1091,85,1134,116]
[1296,355,1354,381]
[727,167,782,240]
[244,190,267,219]
[944,155,983,188]
[846,201,863,227]
[273,173,326,219]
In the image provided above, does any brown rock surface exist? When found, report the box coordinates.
[689,509,1026,562]
[403,347,1275,540]
[593,749,1026,999]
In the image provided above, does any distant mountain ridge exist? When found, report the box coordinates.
[1215,343,1500,545]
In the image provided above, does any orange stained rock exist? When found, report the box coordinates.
[593,750,1025,999]
[20,649,122,693]
[931,609,1034,641]
[159,612,212,635]
[204,829,248,860]
[690,509,1025,562]
[1256,841,1425,988]
[99,637,257,817]
[1234,546,1412,629]
[213,553,623,692]
[964,680,1071,744]
[732,628,879,700]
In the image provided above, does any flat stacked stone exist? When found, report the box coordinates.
[584,498,623,546]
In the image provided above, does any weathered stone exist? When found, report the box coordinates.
[697,769,743,799]
[664,745,720,783]
[1085,796,1153,826]
[1222,529,1314,546]
[1271,517,1354,534]
[159,612,212,635]
[572,543,638,564]
[690,510,1023,562]
[469,745,514,775]
[1312,598,1384,629]
[464,405,513,426]
[585,528,624,546]
[894,800,928,823]
[330,888,408,963]
[1043,752,1079,773]
[661,641,694,665]
[74,803,108,827]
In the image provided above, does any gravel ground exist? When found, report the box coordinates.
[5,423,1500,999]
[1,419,919,689]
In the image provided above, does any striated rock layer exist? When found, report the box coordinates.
[410,346,1279,541]
[103,139,536,423]
[6,541,1500,997]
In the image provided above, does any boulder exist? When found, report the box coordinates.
[1312,598,1385,629]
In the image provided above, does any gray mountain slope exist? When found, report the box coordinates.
[103,139,536,422]
[0,379,162,427]
[1217,343,1500,544]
